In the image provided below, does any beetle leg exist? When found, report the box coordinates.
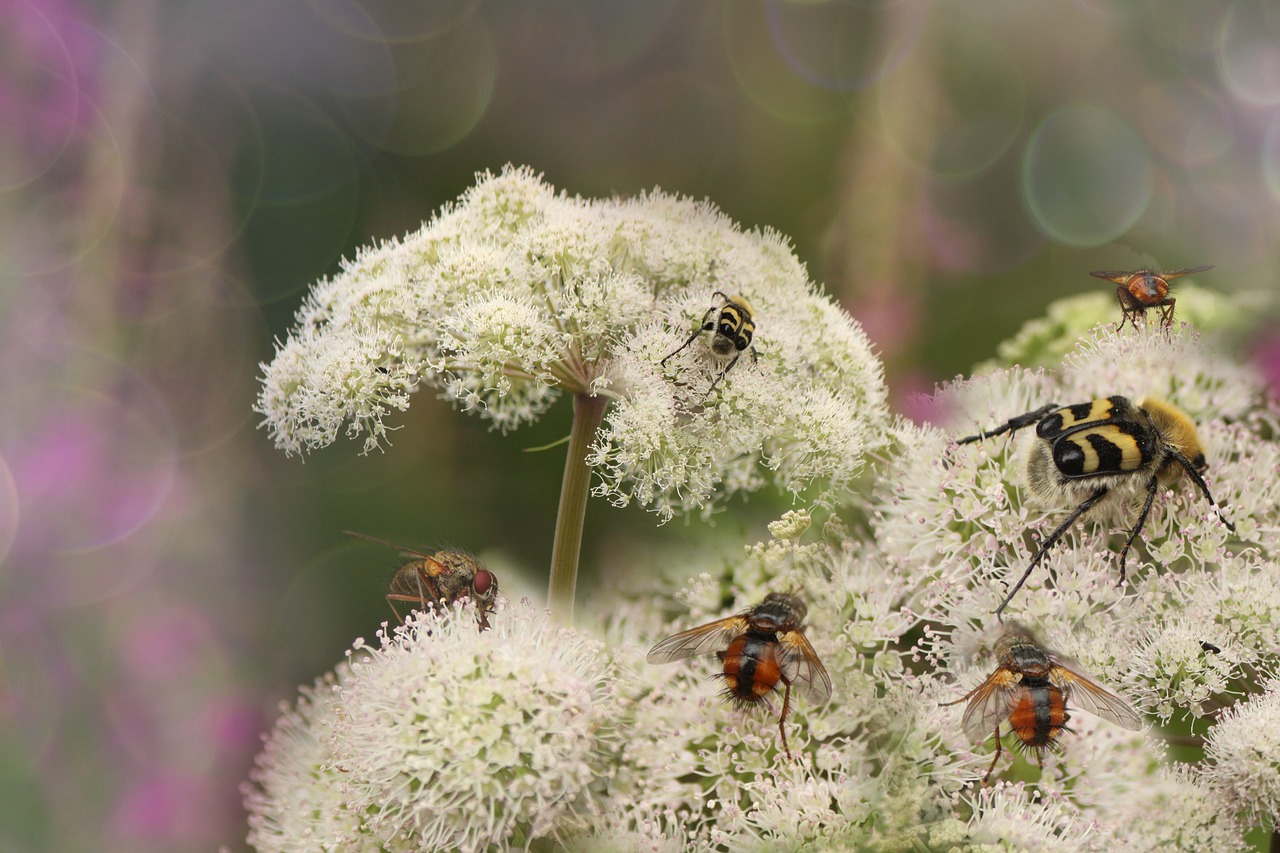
[701,352,742,400]
[1173,452,1235,533]
[995,487,1109,619]
[661,306,719,366]
[957,404,1059,445]
[1117,475,1159,583]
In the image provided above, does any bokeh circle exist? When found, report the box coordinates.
[1020,104,1153,247]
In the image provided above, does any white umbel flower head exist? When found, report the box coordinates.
[1204,677,1280,824]
[964,782,1108,852]
[243,666,408,853]
[334,600,616,851]
[257,166,892,518]
[246,600,617,852]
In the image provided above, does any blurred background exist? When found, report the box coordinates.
[2,0,1280,849]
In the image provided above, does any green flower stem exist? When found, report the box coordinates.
[548,392,607,624]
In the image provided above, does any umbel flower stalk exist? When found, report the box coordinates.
[549,392,607,622]
[256,165,892,621]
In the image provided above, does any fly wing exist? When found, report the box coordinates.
[1089,269,1136,284]
[944,668,1022,743]
[344,530,436,562]
[777,630,833,705]
[1049,666,1143,731]
[1161,265,1213,280]
[646,616,749,664]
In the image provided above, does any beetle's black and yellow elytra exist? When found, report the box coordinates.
[958,395,1234,617]
[662,290,758,398]
[1026,396,1197,488]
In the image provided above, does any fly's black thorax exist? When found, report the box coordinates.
[1003,642,1052,677]
[749,593,806,632]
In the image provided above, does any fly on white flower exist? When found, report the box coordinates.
[943,625,1142,785]
[647,592,832,760]
[344,530,499,629]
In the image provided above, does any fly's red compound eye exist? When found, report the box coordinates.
[472,569,495,596]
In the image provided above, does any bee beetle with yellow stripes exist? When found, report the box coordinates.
[662,290,757,398]
[958,395,1234,618]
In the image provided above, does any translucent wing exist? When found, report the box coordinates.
[777,630,833,705]
[944,668,1022,743]
[344,530,436,562]
[1049,666,1143,731]
[646,615,750,664]
[1089,269,1137,283]
[1161,265,1214,280]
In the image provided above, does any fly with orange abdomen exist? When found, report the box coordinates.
[942,625,1142,784]
[647,592,831,759]
[1089,265,1213,331]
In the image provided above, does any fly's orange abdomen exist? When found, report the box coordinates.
[720,636,749,701]
[1008,684,1068,748]
[721,633,782,704]
[747,641,783,700]
[1128,273,1168,302]
[1007,694,1043,744]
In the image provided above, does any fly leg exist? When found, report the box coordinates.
[777,680,793,761]
[982,728,1002,786]
[385,567,446,624]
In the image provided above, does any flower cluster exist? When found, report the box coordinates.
[858,319,1278,849]
[1204,678,1280,825]
[244,600,617,851]
[249,179,1280,850]
[243,666,405,853]
[257,166,892,519]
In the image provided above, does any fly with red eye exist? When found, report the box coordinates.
[345,531,499,630]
